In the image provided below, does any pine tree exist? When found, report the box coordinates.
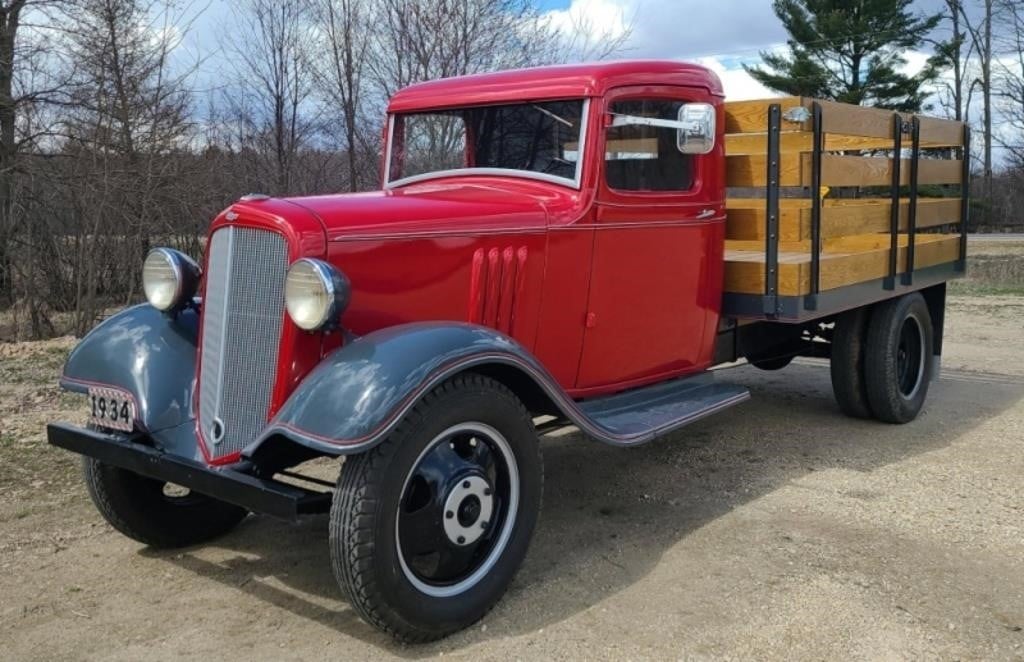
[746,0,943,112]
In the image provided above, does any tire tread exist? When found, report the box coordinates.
[331,373,539,643]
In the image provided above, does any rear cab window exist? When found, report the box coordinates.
[605,99,695,192]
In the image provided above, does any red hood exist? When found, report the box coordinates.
[284,178,585,240]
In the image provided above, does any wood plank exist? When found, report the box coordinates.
[723,234,960,295]
[725,197,962,242]
[726,131,955,155]
[725,201,805,241]
[724,97,807,134]
[818,155,962,187]
[818,235,959,291]
[726,153,803,187]
[916,116,965,146]
[817,99,898,139]
[817,198,962,238]
[726,132,814,155]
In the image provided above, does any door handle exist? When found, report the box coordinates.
[696,209,716,220]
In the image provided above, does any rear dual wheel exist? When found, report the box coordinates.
[330,374,542,643]
[863,293,934,423]
[830,293,934,423]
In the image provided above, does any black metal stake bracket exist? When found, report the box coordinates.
[885,113,903,290]
[762,103,781,317]
[901,116,921,286]
[804,101,823,311]
[958,124,971,271]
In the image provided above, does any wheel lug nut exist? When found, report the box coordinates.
[480,521,488,529]
[484,488,492,496]
[462,480,470,489]
[457,536,465,544]
[445,511,453,519]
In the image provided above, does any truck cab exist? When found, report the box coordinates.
[47,60,967,643]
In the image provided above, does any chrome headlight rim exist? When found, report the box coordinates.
[142,247,200,313]
[284,258,351,331]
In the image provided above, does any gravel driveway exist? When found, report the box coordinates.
[1,294,1022,661]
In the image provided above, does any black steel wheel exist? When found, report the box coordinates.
[864,293,934,423]
[83,458,247,548]
[830,306,874,419]
[330,373,542,643]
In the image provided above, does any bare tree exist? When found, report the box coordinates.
[308,0,373,192]
[0,0,640,340]
[0,0,76,314]
[226,0,316,195]
[993,0,1024,167]
[52,0,199,333]
[958,0,994,216]
[934,0,974,122]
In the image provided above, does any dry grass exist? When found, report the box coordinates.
[952,238,1024,295]
[0,338,86,517]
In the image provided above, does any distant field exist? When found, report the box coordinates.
[954,237,1024,295]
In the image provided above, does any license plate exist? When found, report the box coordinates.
[88,387,136,433]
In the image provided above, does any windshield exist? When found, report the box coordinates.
[386,99,587,187]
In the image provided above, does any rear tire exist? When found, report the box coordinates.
[830,306,873,419]
[330,373,542,643]
[748,355,794,371]
[83,458,247,548]
[863,293,934,424]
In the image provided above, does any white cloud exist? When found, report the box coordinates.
[546,0,631,42]
[544,0,786,101]
[694,56,779,101]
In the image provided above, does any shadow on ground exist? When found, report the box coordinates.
[147,361,1024,655]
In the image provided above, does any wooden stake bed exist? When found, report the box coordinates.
[721,97,968,314]
[724,233,960,296]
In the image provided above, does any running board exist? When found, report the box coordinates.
[568,373,750,446]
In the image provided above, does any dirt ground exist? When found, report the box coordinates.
[2,268,1023,660]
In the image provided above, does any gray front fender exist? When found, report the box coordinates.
[250,322,561,456]
[61,303,198,435]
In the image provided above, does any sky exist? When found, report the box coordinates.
[539,0,957,101]
[185,0,960,103]
[181,0,1008,161]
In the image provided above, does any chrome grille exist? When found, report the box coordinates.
[198,227,288,457]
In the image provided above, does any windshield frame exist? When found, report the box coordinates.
[383,99,590,190]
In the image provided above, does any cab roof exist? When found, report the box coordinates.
[387,60,724,113]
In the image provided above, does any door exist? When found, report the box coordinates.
[575,86,724,392]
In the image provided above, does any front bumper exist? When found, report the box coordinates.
[47,423,330,521]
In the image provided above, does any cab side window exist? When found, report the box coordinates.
[605,99,695,192]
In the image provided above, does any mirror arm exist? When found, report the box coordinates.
[609,114,692,131]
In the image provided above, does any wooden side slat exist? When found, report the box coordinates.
[816,99,897,139]
[819,155,962,187]
[726,131,955,155]
[723,234,960,295]
[725,204,804,241]
[725,153,803,187]
[726,198,962,241]
[724,97,807,134]
[728,154,961,187]
[726,132,814,155]
[916,116,966,146]
[816,198,961,238]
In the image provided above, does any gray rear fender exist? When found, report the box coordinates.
[61,303,199,436]
[249,322,563,458]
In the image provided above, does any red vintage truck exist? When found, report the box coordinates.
[48,61,968,642]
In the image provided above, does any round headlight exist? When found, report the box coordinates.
[284,259,351,331]
[142,248,199,312]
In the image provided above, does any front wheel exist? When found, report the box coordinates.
[330,374,543,643]
[83,458,247,548]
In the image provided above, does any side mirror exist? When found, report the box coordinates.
[677,103,716,154]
